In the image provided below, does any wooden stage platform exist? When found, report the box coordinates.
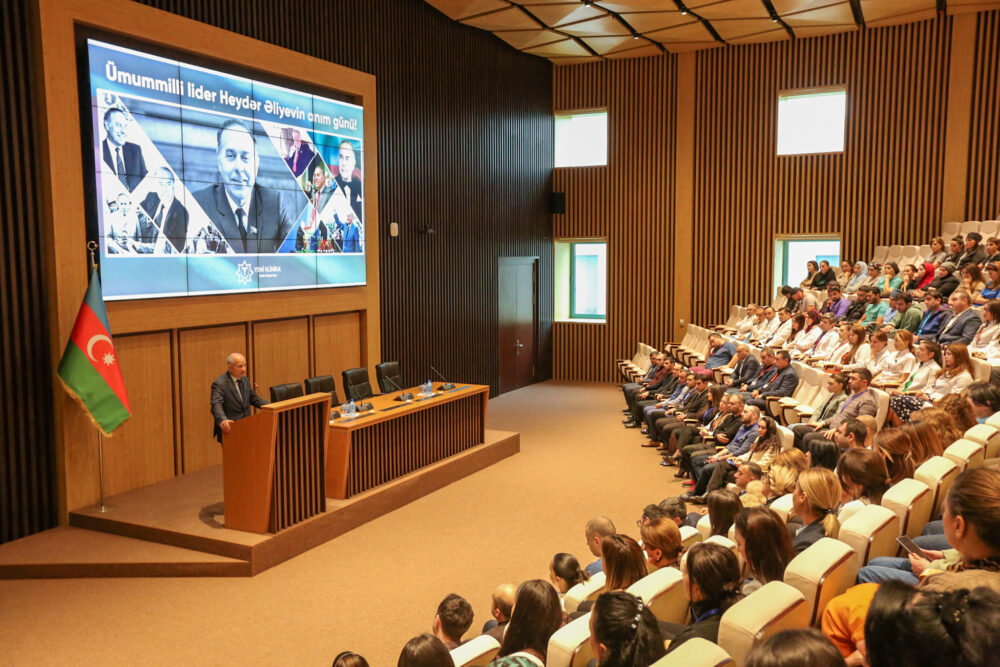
[0,429,518,579]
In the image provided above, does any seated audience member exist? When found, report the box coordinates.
[966,381,1000,421]
[656,383,724,458]
[494,580,563,666]
[669,393,744,476]
[925,237,948,267]
[914,291,948,341]
[910,406,963,447]
[898,263,922,293]
[733,506,795,594]
[763,450,808,503]
[844,261,869,294]
[791,467,842,553]
[863,263,882,290]
[740,480,768,507]
[800,369,878,460]
[482,583,517,638]
[836,448,891,523]
[860,288,890,328]
[837,260,854,290]
[576,535,647,616]
[789,373,847,447]
[791,286,820,313]
[657,496,690,527]
[838,326,871,370]
[808,314,843,359]
[725,344,761,388]
[886,340,942,425]
[639,518,683,571]
[976,264,1000,303]
[693,334,737,372]
[969,300,1000,353]
[882,292,922,334]
[936,393,978,433]
[623,352,664,403]
[788,311,823,357]
[871,329,917,385]
[920,262,961,298]
[623,361,679,428]
[706,489,741,537]
[863,331,890,376]
[589,591,665,667]
[875,261,903,297]
[945,236,965,265]
[683,413,782,503]
[730,461,763,496]
[820,323,853,366]
[584,517,617,575]
[433,593,473,649]
[637,502,671,527]
[870,427,917,484]
[986,237,1000,265]
[679,399,758,482]
[782,313,806,351]
[732,348,777,396]
[937,292,983,345]
[646,375,711,446]
[745,350,798,409]
[549,555,588,599]
[660,542,743,653]
[811,417,868,471]
[752,306,780,343]
[855,468,1000,587]
[397,634,452,667]
[843,286,870,322]
[762,309,796,347]
[812,260,837,290]
[733,304,759,339]
[863,578,1000,667]
[888,342,975,422]
[899,419,944,464]
[637,370,693,433]
[332,651,370,667]
[801,261,820,289]
[746,628,847,667]
[961,264,986,302]
[957,231,988,268]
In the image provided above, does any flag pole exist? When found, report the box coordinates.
[88,241,114,513]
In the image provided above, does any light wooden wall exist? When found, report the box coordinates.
[552,56,677,382]
[553,11,1000,383]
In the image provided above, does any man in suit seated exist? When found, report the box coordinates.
[723,344,760,388]
[936,291,982,345]
[745,350,798,409]
[101,107,147,192]
[193,119,293,254]
[141,166,189,253]
[210,352,268,443]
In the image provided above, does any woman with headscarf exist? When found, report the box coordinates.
[845,261,869,294]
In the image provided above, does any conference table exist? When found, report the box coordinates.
[325,384,489,499]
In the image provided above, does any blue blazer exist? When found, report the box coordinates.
[731,355,760,387]
[761,365,799,398]
[937,309,983,345]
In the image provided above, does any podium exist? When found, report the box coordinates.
[222,393,332,534]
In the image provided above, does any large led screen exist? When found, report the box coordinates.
[86,39,366,300]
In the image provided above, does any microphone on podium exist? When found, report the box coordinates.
[430,365,455,391]
[382,374,414,401]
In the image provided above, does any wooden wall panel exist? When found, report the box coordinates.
[178,325,248,474]
[252,318,311,401]
[102,333,176,495]
[314,312,363,401]
[553,55,677,382]
[967,10,1000,220]
[691,19,953,327]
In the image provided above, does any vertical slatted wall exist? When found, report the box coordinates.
[967,10,1000,220]
[692,19,953,326]
[1,0,57,544]
[552,55,677,382]
[135,0,555,396]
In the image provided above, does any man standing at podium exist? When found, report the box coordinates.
[211,353,267,442]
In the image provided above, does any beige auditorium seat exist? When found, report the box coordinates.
[871,245,889,264]
[718,581,809,667]
[917,244,932,262]
[838,504,901,569]
[697,513,712,540]
[450,634,501,667]
[564,571,605,613]
[680,525,704,550]
[942,221,961,237]
[783,537,858,626]
[914,456,960,517]
[769,494,794,522]
[870,387,890,429]
[627,566,688,624]
[705,535,742,569]
[944,439,986,471]
[980,220,1000,237]
[652,637,734,666]
[972,357,992,383]
[960,220,981,236]
[887,244,905,263]
[881,478,934,539]
[777,425,794,451]
[547,612,595,667]
[964,423,1000,459]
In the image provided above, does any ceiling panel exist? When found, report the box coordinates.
[689,0,771,19]
[528,3,604,25]
[524,37,594,57]
[599,0,677,10]
[582,34,643,52]
[493,28,567,49]
[622,11,694,31]
[461,6,541,30]
[647,19,717,42]
[946,0,1000,14]
[710,17,785,39]
[779,2,856,27]
[606,43,665,58]
[561,16,634,35]
[860,0,936,27]
[427,0,509,20]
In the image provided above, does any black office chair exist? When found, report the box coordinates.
[304,374,340,404]
[375,361,405,394]
[342,367,375,401]
[269,382,305,403]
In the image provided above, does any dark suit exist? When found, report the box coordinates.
[211,372,267,442]
[141,193,189,252]
[285,143,315,177]
[747,365,798,409]
[729,355,760,388]
[102,139,147,192]
[193,183,293,254]
[936,308,983,345]
[332,171,364,221]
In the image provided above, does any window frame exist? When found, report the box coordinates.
[775,84,848,157]
[555,237,607,324]
[554,107,609,169]
[773,234,843,291]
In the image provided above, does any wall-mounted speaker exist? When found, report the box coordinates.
[551,192,566,215]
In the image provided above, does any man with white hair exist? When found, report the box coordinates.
[210,352,268,442]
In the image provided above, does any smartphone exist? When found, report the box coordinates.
[897,536,930,560]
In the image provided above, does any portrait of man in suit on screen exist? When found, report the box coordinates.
[140,166,189,253]
[283,128,315,178]
[211,353,267,443]
[101,107,147,192]
[295,161,334,252]
[331,139,363,222]
[192,119,294,254]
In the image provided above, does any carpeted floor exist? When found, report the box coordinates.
[0,380,692,666]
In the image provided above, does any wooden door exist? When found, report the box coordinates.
[499,257,537,394]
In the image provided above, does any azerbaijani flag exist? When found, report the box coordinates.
[57,272,131,435]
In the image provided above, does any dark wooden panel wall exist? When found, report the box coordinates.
[552,56,677,382]
[2,0,552,543]
[1,0,57,544]
[967,10,1000,220]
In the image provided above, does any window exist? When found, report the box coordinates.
[776,87,847,155]
[555,110,608,167]
[774,237,841,289]
[555,240,606,322]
